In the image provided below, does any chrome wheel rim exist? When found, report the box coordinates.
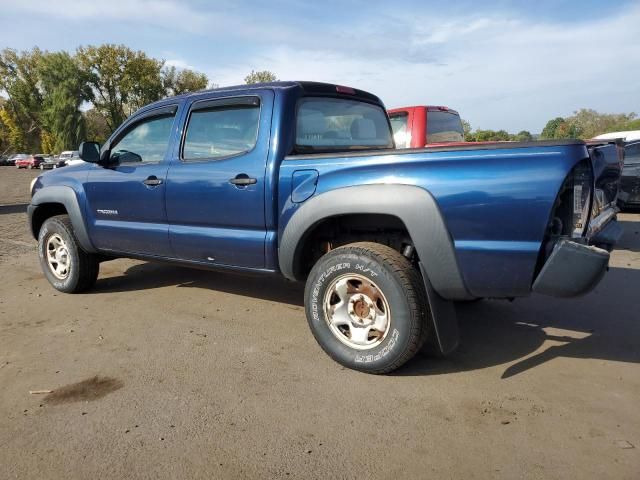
[323,273,391,350]
[46,233,71,280]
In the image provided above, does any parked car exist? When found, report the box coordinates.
[5,153,29,166]
[0,155,9,166]
[618,141,640,209]
[28,81,622,374]
[15,154,46,169]
[40,155,66,170]
[58,150,82,166]
[593,130,640,143]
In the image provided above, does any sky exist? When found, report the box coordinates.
[0,0,639,132]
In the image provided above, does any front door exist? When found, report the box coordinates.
[84,106,178,256]
[165,92,273,268]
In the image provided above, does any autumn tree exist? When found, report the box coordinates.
[0,48,44,151]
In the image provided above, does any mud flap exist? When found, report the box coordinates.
[419,262,460,356]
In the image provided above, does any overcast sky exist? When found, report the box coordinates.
[1,0,638,132]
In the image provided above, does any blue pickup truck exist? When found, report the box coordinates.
[28,81,623,373]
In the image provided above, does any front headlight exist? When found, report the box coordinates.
[30,177,39,197]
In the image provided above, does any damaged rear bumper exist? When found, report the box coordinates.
[531,220,623,298]
[532,240,609,297]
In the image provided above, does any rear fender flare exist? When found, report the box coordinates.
[29,186,96,253]
[278,184,472,301]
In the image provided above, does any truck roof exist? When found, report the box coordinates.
[139,81,384,115]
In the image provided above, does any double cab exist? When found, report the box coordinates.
[28,81,622,373]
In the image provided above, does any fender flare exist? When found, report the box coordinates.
[278,184,472,301]
[29,186,96,253]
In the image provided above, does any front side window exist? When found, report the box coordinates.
[182,100,260,161]
[110,114,175,164]
[426,111,464,143]
[295,97,393,153]
[390,113,410,148]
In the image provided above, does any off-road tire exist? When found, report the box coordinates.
[304,242,429,374]
[38,214,99,293]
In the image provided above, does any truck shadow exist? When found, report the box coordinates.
[94,262,305,306]
[399,265,640,377]
[95,262,640,379]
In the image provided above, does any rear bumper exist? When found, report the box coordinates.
[532,239,609,297]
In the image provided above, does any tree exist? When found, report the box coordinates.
[541,117,566,139]
[461,119,472,140]
[244,70,277,84]
[513,130,533,142]
[77,45,210,131]
[84,108,111,144]
[0,107,24,151]
[77,44,164,130]
[38,51,92,152]
[163,66,209,96]
[0,48,44,151]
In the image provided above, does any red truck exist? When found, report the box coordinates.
[388,105,467,148]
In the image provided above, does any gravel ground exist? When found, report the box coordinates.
[0,165,638,479]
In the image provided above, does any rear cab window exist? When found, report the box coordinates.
[389,112,410,148]
[426,110,464,143]
[295,97,393,153]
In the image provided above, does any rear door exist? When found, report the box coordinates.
[165,90,273,268]
[84,105,179,256]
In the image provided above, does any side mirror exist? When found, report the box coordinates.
[78,141,101,163]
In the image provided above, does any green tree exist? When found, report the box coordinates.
[38,51,92,152]
[163,66,209,96]
[512,130,533,142]
[461,119,473,140]
[541,117,566,139]
[77,44,164,130]
[244,70,277,84]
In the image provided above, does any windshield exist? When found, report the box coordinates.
[390,113,410,148]
[426,111,464,143]
[624,143,640,165]
[295,97,393,153]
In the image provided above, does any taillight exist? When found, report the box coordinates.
[335,85,355,95]
[570,162,593,238]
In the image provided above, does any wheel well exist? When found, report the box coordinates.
[31,203,68,239]
[293,214,416,279]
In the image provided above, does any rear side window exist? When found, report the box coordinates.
[295,97,393,153]
[390,113,410,148]
[182,98,260,161]
[110,114,175,164]
[426,111,464,143]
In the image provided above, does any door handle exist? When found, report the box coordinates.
[229,174,257,187]
[143,176,163,187]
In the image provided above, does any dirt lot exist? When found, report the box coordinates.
[1,166,638,479]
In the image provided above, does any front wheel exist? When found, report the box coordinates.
[38,215,99,293]
[304,242,429,374]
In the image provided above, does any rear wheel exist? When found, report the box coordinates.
[38,215,99,293]
[304,242,429,374]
